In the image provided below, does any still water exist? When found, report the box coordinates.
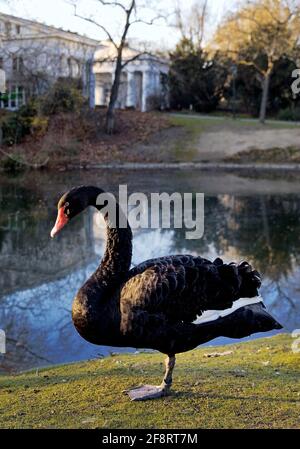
[1,169,300,373]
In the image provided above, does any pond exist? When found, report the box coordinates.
[1,168,300,373]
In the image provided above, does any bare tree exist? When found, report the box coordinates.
[71,0,166,134]
[174,0,209,48]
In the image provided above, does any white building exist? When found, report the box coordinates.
[0,12,169,111]
[0,12,98,109]
[92,42,169,111]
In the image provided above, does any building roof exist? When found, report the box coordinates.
[0,11,99,46]
[94,40,169,65]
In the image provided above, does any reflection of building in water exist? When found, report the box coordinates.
[0,201,96,297]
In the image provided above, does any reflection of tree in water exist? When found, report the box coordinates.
[0,184,39,250]
[1,293,54,373]
[0,181,96,297]
[0,262,102,374]
[170,194,300,323]
[217,195,300,281]
[0,180,100,372]
[171,195,300,279]
[2,183,300,372]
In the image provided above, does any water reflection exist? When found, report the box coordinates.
[1,170,300,373]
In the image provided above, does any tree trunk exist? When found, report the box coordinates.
[104,2,135,134]
[105,52,123,135]
[259,73,270,124]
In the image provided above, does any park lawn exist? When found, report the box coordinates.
[168,114,299,162]
[170,113,298,129]
[168,115,219,161]
[0,334,299,429]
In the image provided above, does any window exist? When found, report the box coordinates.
[17,86,25,106]
[0,92,9,109]
[6,85,25,110]
[16,24,21,34]
[68,57,72,76]
[19,57,24,72]
[12,57,17,72]
[10,85,16,108]
[12,56,24,73]
[5,22,11,35]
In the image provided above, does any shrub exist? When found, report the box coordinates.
[277,107,300,121]
[0,154,24,173]
[40,78,86,115]
[2,114,29,146]
[1,101,39,146]
[146,94,162,111]
[30,116,49,138]
[1,99,50,145]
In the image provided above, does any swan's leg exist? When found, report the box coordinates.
[125,355,176,401]
[161,354,176,389]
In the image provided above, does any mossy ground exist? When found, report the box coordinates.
[226,147,300,164]
[0,334,299,429]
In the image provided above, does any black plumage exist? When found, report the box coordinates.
[51,186,282,401]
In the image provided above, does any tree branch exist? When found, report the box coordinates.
[72,4,118,48]
[121,50,159,68]
[96,0,127,12]
[130,13,166,26]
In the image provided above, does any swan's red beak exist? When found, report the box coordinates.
[50,207,69,238]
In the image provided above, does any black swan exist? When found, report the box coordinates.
[50,185,282,401]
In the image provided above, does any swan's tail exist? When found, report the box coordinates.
[237,261,262,299]
[194,297,282,343]
[218,302,283,339]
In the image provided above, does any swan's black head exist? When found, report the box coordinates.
[51,186,100,238]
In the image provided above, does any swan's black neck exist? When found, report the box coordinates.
[85,186,133,286]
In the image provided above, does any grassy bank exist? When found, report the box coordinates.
[226,147,300,164]
[0,334,299,429]
[1,111,299,170]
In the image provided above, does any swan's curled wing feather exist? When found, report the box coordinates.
[120,255,261,335]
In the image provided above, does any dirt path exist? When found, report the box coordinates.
[197,126,300,161]
[132,116,300,164]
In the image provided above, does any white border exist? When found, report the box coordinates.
[193,296,264,324]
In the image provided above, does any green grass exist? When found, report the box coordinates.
[168,116,216,161]
[169,114,298,130]
[170,112,299,129]
[0,334,299,429]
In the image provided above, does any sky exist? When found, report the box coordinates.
[0,0,238,49]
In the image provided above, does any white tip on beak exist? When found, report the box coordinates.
[50,207,69,238]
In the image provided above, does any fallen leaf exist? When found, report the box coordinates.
[204,350,233,358]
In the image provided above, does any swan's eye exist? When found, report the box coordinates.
[64,203,70,216]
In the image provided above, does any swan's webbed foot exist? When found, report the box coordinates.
[124,355,176,401]
[124,382,171,401]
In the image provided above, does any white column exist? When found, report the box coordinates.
[60,55,69,77]
[126,71,135,108]
[89,71,96,108]
[94,74,105,106]
[95,85,102,106]
[141,71,149,112]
